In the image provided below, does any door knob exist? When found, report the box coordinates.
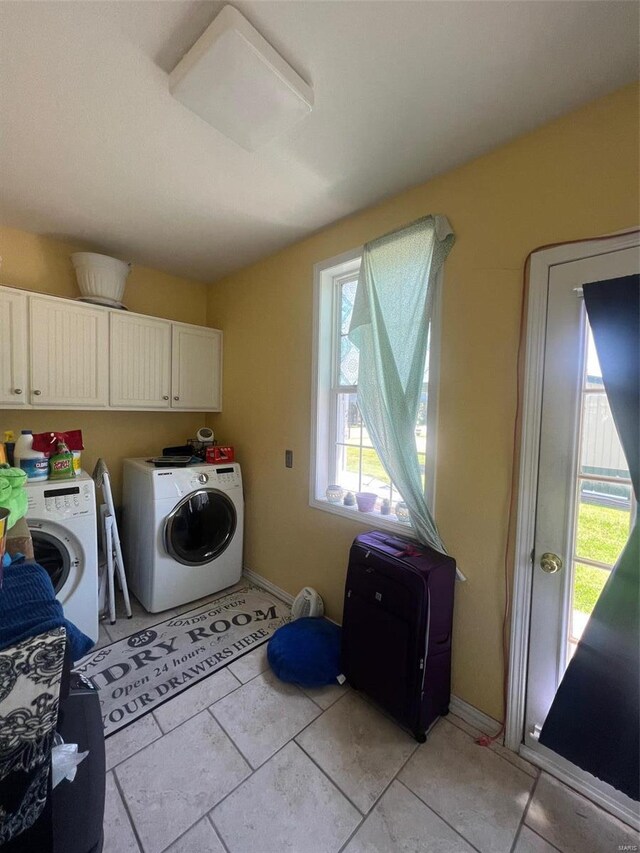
[540,552,563,574]
[14,388,22,394]
[173,396,179,401]
[33,389,42,396]
[163,395,169,400]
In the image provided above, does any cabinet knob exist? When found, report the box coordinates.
[14,388,22,395]
[173,396,179,401]
[33,389,42,396]
[163,395,169,400]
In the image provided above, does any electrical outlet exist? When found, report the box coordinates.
[285,449,293,468]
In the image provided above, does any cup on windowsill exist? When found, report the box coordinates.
[395,501,411,524]
[355,492,377,512]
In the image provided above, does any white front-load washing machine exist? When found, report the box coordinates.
[25,472,99,642]
[122,459,243,612]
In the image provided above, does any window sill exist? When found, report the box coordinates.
[309,497,418,537]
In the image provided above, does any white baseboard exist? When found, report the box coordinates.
[242,568,340,625]
[243,567,503,740]
[448,694,503,738]
[242,567,294,605]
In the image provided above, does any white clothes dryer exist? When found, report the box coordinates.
[122,459,243,613]
[25,472,99,642]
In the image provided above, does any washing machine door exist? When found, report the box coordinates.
[28,522,82,600]
[164,488,237,567]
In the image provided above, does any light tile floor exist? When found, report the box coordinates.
[100,594,639,853]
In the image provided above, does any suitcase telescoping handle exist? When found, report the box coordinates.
[382,536,423,558]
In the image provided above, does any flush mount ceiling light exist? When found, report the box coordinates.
[169,5,313,151]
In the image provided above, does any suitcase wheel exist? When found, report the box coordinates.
[414,730,427,744]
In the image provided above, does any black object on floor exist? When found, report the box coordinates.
[341,531,456,742]
[52,672,105,853]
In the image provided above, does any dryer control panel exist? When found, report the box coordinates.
[149,461,242,498]
[187,467,241,489]
[210,467,241,488]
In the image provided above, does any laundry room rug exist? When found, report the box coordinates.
[75,585,290,737]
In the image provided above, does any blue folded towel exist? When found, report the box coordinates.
[0,560,93,661]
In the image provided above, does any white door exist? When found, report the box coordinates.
[0,287,28,406]
[29,295,109,407]
[171,324,222,411]
[110,313,171,408]
[518,236,639,822]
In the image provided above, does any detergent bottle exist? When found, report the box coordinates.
[3,430,16,466]
[48,440,75,481]
[13,430,48,481]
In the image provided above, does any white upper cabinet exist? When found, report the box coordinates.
[0,285,222,411]
[110,313,171,408]
[29,295,109,408]
[171,323,222,411]
[0,288,28,407]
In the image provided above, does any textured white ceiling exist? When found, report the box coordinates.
[0,1,638,282]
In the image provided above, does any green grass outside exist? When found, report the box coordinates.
[345,446,425,485]
[573,502,630,614]
[576,502,630,565]
[573,563,609,615]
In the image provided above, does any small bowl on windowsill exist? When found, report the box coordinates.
[325,484,344,504]
[355,492,377,512]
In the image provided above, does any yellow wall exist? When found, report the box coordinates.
[206,83,640,719]
[0,227,209,501]
[2,84,637,718]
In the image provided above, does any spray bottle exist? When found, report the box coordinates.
[48,440,75,481]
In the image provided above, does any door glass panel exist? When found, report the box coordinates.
[568,320,636,658]
[166,490,236,566]
[580,393,629,479]
[584,325,603,390]
[575,480,632,566]
[570,562,611,648]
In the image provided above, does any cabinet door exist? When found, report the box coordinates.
[110,313,171,408]
[29,296,109,407]
[171,324,222,410]
[0,288,28,406]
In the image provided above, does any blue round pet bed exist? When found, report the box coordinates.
[267,617,342,688]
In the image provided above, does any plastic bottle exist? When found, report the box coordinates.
[3,430,15,466]
[13,430,48,481]
[49,440,75,481]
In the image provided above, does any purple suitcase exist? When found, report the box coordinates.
[341,531,456,742]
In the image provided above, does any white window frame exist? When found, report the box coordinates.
[309,247,442,533]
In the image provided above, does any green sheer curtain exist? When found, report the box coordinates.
[348,215,454,552]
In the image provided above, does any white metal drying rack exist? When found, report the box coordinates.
[92,459,132,624]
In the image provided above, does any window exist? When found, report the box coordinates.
[310,248,440,530]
